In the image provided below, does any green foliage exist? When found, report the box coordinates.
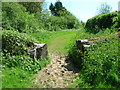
[49,1,64,16]
[2,30,38,55]
[19,1,44,14]
[69,46,84,69]
[2,2,44,33]
[69,32,119,88]
[44,15,81,31]
[49,1,81,30]
[2,2,81,32]
[80,36,120,88]
[85,12,119,34]
[68,28,119,88]
[2,56,50,88]
[2,29,50,88]
[2,54,50,73]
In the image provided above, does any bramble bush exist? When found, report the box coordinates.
[68,46,84,70]
[2,30,50,73]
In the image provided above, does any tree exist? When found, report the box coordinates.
[49,1,64,16]
[49,1,81,30]
[97,2,112,15]
[19,1,45,14]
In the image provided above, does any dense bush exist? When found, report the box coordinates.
[85,12,119,34]
[81,36,119,87]
[2,2,44,33]
[2,30,38,55]
[69,35,120,88]
[44,15,81,31]
[68,46,84,70]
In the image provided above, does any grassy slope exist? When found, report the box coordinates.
[30,30,79,55]
[48,31,78,55]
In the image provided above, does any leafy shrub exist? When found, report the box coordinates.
[2,54,50,73]
[44,15,81,31]
[2,30,38,55]
[75,36,119,88]
[85,12,119,34]
[68,46,84,70]
[2,2,44,33]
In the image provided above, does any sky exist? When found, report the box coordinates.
[45,0,119,22]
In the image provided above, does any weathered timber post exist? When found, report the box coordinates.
[27,42,48,59]
[76,39,91,53]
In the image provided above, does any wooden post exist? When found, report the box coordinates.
[27,42,48,60]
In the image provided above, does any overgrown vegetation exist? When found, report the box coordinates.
[48,1,81,30]
[68,6,119,88]
[80,36,119,88]
[2,2,81,32]
[1,1,119,88]
[1,30,50,88]
[85,12,119,34]
[2,2,44,33]
[68,26,120,88]
[2,30,38,55]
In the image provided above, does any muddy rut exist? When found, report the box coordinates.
[33,54,79,88]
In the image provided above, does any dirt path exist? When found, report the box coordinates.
[32,31,79,88]
[33,54,79,88]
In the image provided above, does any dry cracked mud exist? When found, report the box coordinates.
[32,54,79,88]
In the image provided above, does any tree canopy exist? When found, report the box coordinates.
[19,1,45,14]
[97,2,112,15]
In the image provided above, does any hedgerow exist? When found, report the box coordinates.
[69,34,120,88]
[85,12,119,34]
